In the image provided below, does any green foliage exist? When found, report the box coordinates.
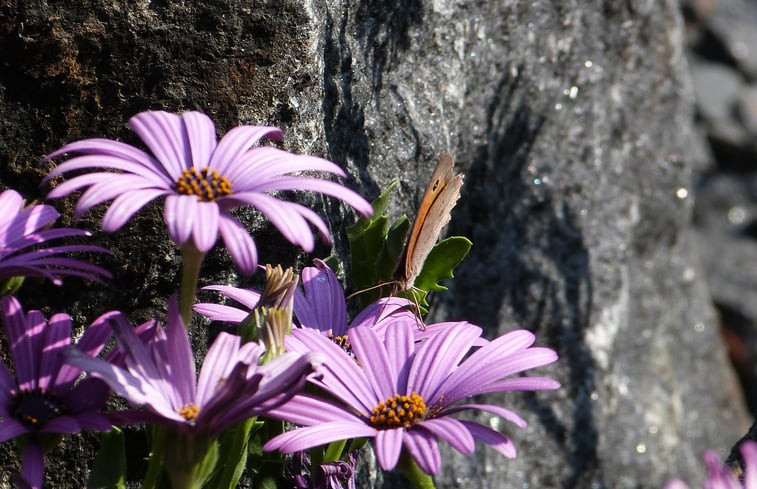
[346,181,471,312]
[87,428,127,489]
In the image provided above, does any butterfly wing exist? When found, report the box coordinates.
[398,153,464,290]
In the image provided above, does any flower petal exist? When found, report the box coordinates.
[182,112,218,168]
[191,201,220,252]
[459,420,517,458]
[295,259,347,334]
[350,326,396,400]
[164,298,196,404]
[374,428,404,471]
[402,429,441,475]
[20,441,45,489]
[129,111,189,177]
[264,421,375,454]
[164,194,197,245]
[0,418,29,442]
[209,125,283,177]
[101,188,167,231]
[192,303,249,324]
[419,417,475,455]
[201,285,261,308]
[218,214,259,275]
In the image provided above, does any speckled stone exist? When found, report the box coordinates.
[0,1,748,488]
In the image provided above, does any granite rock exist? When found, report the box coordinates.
[0,1,748,488]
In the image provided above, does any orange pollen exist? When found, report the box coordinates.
[175,167,232,201]
[328,333,352,350]
[328,333,359,363]
[369,392,426,429]
[179,404,200,420]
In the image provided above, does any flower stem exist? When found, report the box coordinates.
[179,242,205,326]
[397,451,435,489]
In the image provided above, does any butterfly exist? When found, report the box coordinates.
[394,152,464,293]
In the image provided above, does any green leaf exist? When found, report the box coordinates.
[346,181,400,295]
[207,418,261,489]
[413,236,472,292]
[87,428,127,489]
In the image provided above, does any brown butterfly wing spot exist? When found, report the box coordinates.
[396,152,464,291]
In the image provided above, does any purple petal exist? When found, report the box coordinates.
[439,346,558,404]
[744,442,757,487]
[4,299,45,391]
[40,415,82,434]
[164,194,198,245]
[402,429,441,475]
[45,153,172,188]
[101,188,167,231]
[443,403,527,429]
[65,378,110,413]
[75,174,166,214]
[193,303,249,323]
[478,376,561,394]
[264,422,375,453]
[0,418,29,442]
[408,322,482,401]
[0,189,24,218]
[182,112,218,168]
[37,313,72,390]
[201,285,261,308]
[265,393,366,426]
[287,329,377,412]
[350,297,416,329]
[59,308,114,383]
[44,138,170,181]
[295,259,347,333]
[218,214,258,275]
[191,201,220,252]
[350,326,396,400]
[228,147,345,183]
[382,319,414,393]
[662,480,690,489]
[252,177,372,216]
[233,193,316,250]
[209,125,284,177]
[3,202,58,240]
[129,111,190,177]
[419,417,475,455]
[65,348,182,422]
[195,332,243,406]
[459,420,516,458]
[374,428,404,471]
[165,298,196,404]
[21,442,45,489]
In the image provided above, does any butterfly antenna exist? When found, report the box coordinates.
[345,281,395,300]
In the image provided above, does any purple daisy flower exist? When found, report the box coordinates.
[262,321,560,475]
[664,442,757,489]
[0,189,110,286]
[43,110,373,274]
[65,296,321,439]
[0,296,114,489]
[194,259,447,341]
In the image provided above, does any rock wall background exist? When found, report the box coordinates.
[0,0,751,488]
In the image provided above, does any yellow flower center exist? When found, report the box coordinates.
[175,167,232,201]
[179,403,200,420]
[370,392,427,429]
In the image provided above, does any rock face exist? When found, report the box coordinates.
[0,1,748,488]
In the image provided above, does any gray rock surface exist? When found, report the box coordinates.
[0,1,748,488]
